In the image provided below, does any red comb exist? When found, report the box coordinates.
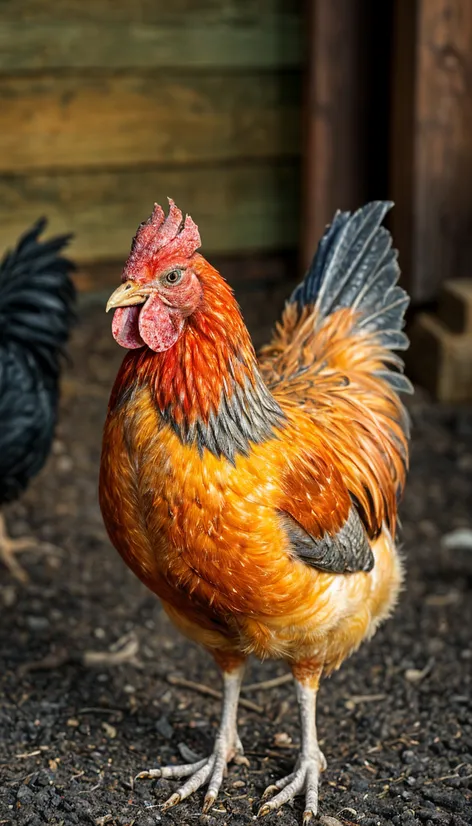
[123,199,201,282]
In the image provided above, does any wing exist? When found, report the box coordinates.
[259,203,411,543]
[279,447,373,575]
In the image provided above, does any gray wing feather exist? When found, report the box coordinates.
[281,506,374,574]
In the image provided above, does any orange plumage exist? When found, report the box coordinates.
[100,200,411,821]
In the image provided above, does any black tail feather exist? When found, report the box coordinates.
[0,218,76,373]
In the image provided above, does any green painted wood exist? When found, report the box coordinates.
[0,1,302,70]
[0,0,298,24]
[0,18,301,70]
[0,72,301,171]
[0,162,300,262]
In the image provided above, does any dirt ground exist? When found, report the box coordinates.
[1,293,471,826]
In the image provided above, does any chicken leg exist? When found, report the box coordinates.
[259,665,326,824]
[0,511,61,583]
[137,661,246,812]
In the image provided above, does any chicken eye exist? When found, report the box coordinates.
[164,269,183,286]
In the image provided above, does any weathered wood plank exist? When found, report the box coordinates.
[0,73,300,172]
[0,162,299,262]
[0,0,298,24]
[0,18,301,70]
[0,1,302,70]
[391,0,472,302]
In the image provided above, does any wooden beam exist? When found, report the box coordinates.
[391,0,472,303]
[0,73,300,172]
[0,162,300,263]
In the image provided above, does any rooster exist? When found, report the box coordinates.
[0,220,75,582]
[100,199,411,822]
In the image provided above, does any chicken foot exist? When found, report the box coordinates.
[259,677,326,824]
[0,512,63,583]
[137,663,246,813]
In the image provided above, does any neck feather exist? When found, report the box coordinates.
[112,261,284,462]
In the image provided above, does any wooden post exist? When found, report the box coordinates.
[301,0,393,270]
[391,0,472,303]
[301,0,365,269]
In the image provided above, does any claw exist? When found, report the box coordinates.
[135,768,161,780]
[257,802,272,818]
[202,791,217,813]
[161,792,181,811]
[261,784,278,801]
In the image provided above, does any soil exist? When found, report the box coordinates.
[1,292,471,826]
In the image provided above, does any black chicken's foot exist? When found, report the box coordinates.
[0,513,62,583]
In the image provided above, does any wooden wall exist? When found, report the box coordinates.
[0,1,303,274]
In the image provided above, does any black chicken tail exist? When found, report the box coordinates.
[0,218,76,373]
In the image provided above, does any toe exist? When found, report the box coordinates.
[202,751,226,812]
[258,757,321,819]
[261,771,296,800]
[304,763,320,817]
[162,754,215,808]
[136,757,207,782]
[258,773,304,817]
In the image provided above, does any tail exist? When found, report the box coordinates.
[258,202,412,536]
[0,218,76,371]
[288,201,413,394]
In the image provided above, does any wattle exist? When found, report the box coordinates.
[111,295,184,352]
[112,306,145,349]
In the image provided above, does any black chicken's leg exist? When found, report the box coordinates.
[0,511,61,583]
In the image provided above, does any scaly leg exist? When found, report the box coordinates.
[259,663,326,825]
[137,661,246,813]
[0,511,62,583]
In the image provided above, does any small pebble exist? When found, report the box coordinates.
[155,715,173,740]
[402,750,416,764]
[17,785,34,804]
[26,616,49,631]
[423,788,465,812]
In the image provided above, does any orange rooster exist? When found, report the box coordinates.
[100,200,411,822]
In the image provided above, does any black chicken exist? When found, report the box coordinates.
[0,220,76,581]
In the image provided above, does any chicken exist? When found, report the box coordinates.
[100,199,411,822]
[0,220,75,582]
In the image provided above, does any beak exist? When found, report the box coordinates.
[105,281,150,313]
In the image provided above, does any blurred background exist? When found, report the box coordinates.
[1,0,472,398]
[1,3,471,826]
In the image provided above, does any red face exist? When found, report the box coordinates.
[106,261,204,352]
